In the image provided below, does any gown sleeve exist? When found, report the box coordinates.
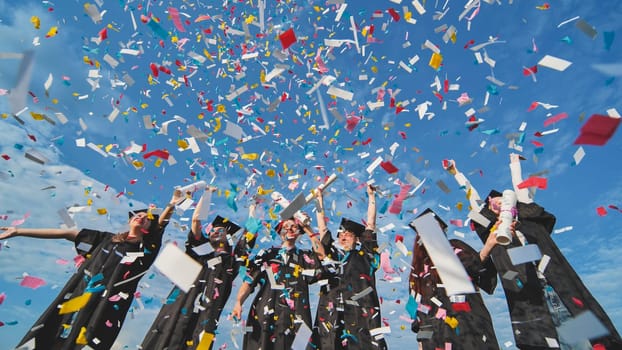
[452,239,497,294]
[74,229,111,256]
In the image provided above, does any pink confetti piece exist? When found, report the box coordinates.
[543,112,568,127]
[20,275,46,289]
[168,7,186,32]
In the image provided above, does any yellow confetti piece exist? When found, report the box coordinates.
[86,199,93,206]
[96,208,108,215]
[132,160,144,169]
[59,292,92,315]
[196,332,215,350]
[30,16,41,30]
[429,52,443,70]
[450,31,457,44]
[241,153,258,160]
[140,103,149,109]
[293,264,300,278]
[30,112,45,120]
[445,316,459,329]
[213,117,222,132]
[76,327,88,345]
[266,169,276,178]
[1,113,8,119]
[45,26,59,38]
[178,139,189,149]
[154,158,163,167]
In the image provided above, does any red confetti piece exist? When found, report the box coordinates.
[150,63,159,77]
[99,28,108,41]
[517,176,548,190]
[380,161,399,174]
[571,297,584,308]
[531,140,544,147]
[527,101,539,111]
[143,149,170,160]
[596,206,607,216]
[387,8,400,22]
[574,114,621,146]
[1,154,10,160]
[279,28,297,49]
[523,65,538,76]
[452,302,472,312]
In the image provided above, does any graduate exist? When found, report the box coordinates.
[308,184,388,350]
[408,208,499,350]
[446,155,622,350]
[231,211,325,350]
[140,187,257,350]
[0,189,182,350]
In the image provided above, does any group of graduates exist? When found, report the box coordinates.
[1,154,621,350]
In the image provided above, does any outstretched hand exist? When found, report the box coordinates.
[0,227,17,240]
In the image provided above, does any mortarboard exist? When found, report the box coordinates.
[211,215,241,235]
[338,218,366,237]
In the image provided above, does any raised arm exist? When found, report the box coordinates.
[314,188,329,241]
[366,184,377,231]
[160,189,184,228]
[297,212,326,260]
[191,186,217,239]
[0,227,79,241]
[443,159,482,211]
[509,153,533,204]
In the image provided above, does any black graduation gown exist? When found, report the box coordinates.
[16,223,165,350]
[140,229,256,350]
[242,246,321,350]
[308,229,387,350]
[413,239,499,350]
[475,201,622,349]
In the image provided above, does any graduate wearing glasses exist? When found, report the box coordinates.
[308,185,388,350]
[232,210,325,350]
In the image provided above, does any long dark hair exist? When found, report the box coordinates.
[409,235,441,296]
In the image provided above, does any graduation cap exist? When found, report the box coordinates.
[485,189,502,202]
[210,215,241,236]
[128,208,159,221]
[409,208,448,234]
[338,218,366,237]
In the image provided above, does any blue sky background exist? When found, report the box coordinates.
[0,0,621,349]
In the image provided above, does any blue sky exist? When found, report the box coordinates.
[0,0,621,349]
